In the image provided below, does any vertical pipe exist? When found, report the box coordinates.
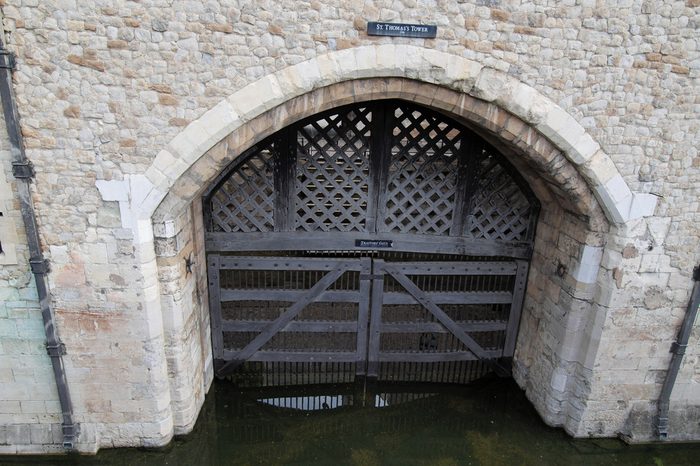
[0,40,78,448]
[656,266,700,439]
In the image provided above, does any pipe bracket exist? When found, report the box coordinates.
[12,160,35,179]
[30,257,50,274]
[670,342,687,355]
[46,342,67,357]
[0,49,15,70]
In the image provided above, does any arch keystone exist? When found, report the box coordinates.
[374,44,400,75]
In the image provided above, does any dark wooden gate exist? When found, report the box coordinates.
[204,99,539,385]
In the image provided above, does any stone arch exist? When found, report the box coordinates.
[101,45,660,440]
[137,45,655,227]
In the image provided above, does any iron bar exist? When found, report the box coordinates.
[656,266,700,439]
[0,38,78,449]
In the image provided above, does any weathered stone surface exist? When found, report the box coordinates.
[1,0,698,455]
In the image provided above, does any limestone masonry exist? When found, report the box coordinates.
[0,0,698,454]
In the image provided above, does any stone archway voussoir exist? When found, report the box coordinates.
[139,45,656,226]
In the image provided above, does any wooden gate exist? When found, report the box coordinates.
[204,99,540,386]
[208,254,527,384]
[209,255,371,379]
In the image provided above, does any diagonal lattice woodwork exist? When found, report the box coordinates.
[295,107,372,232]
[204,100,539,247]
[209,141,276,233]
[204,100,539,386]
[467,151,532,242]
[382,104,462,235]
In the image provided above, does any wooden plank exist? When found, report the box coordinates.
[223,350,358,363]
[388,261,517,275]
[376,351,501,363]
[450,134,481,237]
[383,263,490,359]
[366,104,387,233]
[207,254,224,360]
[217,264,350,376]
[380,321,507,333]
[217,255,363,271]
[382,291,512,305]
[205,231,533,259]
[219,289,511,305]
[274,129,295,232]
[355,257,372,375]
[220,289,361,303]
[503,259,529,357]
[222,320,358,333]
[366,259,385,378]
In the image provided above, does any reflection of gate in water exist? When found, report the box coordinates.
[204,99,539,386]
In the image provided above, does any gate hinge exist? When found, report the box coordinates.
[12,160,35,179]
[0,50,15,70]
[693,265,700,282]
[670,341,687,355]
[46,342,67,357]
[29,257,50,274]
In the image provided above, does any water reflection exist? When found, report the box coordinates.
[253,382,438,412]
[258,394,347,410]
[1,377,699,465]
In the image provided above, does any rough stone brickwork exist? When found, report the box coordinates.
[0,0,698,453]
[0,101,64,454]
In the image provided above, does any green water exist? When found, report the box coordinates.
[2,377,699,465]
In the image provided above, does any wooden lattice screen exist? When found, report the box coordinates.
[205,100,539,255]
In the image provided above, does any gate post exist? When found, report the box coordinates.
[367,259,385,379]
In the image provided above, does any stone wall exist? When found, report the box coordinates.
[0,0,698,453]
[0,97,64,454]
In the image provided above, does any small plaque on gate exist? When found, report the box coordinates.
[355,239,393,248]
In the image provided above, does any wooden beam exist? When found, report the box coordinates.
[383,263,490,359]
[217,263,350,376]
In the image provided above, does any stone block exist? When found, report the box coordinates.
[572,245,603,285]
[374,44,399,75]
[354,46,378,78]
[5,424,30,445]
[502,81,537,123]
[314,53,343,87]
[471,67,512,102]
[227,75,285,122]
[536,106,588,164]
[550,368,569,393]
[579,150,619,187]
[276,61,321,97]
[628,193,657,220]
[95,180,128,202]
[29,424,51,445]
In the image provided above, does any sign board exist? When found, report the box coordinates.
[355,239,394,248]
[367,22,437,39]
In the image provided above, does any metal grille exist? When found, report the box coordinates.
[468,151,532,241]
[382,104,461,235]
[295,107,371,232]
[209,141,276,233]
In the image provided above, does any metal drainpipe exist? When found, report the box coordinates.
[0,39,79,449]
[656,266,700,439]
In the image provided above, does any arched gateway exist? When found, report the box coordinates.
[204,99,539,385]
